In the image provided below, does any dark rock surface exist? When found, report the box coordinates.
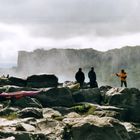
[26,74,58,88]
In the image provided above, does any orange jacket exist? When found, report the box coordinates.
[116,72,127,81]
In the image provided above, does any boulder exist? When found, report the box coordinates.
[0,78,10,86]
[0,107,19,116]
[104,87,140,122]
[10,97,42,108]
[0,131,47,140]
[8,77,26,87]
[37,118,65,139]
[34,88,75,107]
[26,74,58,88]
[93,105,127,121]
[72,88,101,104]
[122,122,140,140]
[15,123,36,132]
[18,108,43,119]
[43,108,62,118]
[63,115,130,140]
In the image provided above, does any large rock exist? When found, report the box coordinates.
[18,108,43,119]
[26,74,58,88]
[122,122,140,140]
[34,87,75,107]
[104,87,140,122]
[0,131,47,140]
[10,97,42,108]
[37,118,65,139]
[8,77,26,87]
[72,88,101,104]
[0,78,10,86]
[93,104,127,121]
[63,115,130,140]
[43,108,62,118]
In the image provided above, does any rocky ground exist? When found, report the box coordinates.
[0,82,140,140]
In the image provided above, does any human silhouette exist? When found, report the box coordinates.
[88,67,98,88]
[116,69,127,87]
[75,68,85,88]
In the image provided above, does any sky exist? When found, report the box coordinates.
[0,0,140,67]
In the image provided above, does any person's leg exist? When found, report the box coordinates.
[121,81,123,87]
[90,81,94,88]
[124,81,127,87]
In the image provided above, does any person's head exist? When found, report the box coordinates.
[79,68,82,71]
[91,67,94,71]
[121,69,125,73]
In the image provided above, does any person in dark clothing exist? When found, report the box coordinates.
[75,68,85,88]
[88,67,98,88]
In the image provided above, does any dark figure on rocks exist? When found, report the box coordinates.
[88,67,98,88]
[75,68,85,88]
[116,69,127,87]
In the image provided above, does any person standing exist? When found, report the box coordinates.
[88,67,98,88]
[75,68,85,88]
[116,69,127,87]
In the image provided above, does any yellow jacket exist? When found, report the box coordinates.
[116,72,127,81]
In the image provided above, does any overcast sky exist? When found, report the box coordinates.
[0,0,140,67]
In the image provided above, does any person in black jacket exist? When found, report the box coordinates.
[75,68,85,88]
[88,67,98,88]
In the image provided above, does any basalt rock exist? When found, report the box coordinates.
[34,87,75,107]
[26,74,58,88]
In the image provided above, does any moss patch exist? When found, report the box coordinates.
[71,104,96,115]
[1,112,18,120]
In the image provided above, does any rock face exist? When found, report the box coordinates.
[17,46,140,87]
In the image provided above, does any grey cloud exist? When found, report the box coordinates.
[0,0,137,23]
[0,0,140,38]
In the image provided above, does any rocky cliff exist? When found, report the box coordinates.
[17,46,140,87]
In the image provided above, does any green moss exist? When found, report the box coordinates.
[71,104,96,115]
[1,112,18,120]
[86,106,97,115]
[53,116,64,121]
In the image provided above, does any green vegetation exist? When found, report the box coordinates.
[1,112,18,120]
[71,104,97,115]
